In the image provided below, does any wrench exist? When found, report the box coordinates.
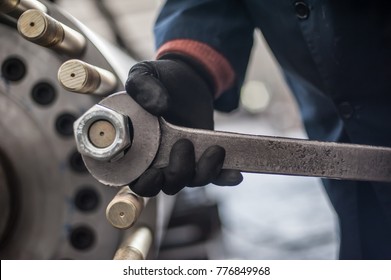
[74,92,391,187]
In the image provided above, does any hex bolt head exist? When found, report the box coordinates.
[74,105,132,161]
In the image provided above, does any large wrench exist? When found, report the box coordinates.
[74,92,391,187]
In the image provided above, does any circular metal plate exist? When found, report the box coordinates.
[0,19,120,259]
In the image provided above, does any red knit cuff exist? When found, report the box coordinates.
[156,39,235,98]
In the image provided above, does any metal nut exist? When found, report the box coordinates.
[74,104,131,161]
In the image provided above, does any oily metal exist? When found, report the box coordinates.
[76,92,391,187]
[88,120,117,148]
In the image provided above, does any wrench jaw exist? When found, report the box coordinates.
[73,92,161,187]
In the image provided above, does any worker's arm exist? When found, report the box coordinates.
[155,0,255,111]
[126,56,242,197]
[125,0,254,196]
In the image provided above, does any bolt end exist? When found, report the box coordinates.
[17,9,48,39]
[58,60,95,93]
[106,187,145,230]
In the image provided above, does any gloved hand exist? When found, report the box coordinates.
[125,55,243,196]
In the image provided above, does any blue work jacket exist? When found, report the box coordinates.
[155,0,391,259]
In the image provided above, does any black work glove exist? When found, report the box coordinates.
[125,56,243,197]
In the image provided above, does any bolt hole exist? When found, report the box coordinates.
[74,187,100,212]
[31,82,56,106]
[69,150,87,173]
[70,73,75,78]
[69,226,95,250]
[99,131,104,136]
[29,22,35,27]
[119,212,125,217]
[1,56,26,82]
[55,113,76,137]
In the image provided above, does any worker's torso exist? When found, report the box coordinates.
[245,0,391,259]
[244,0,391,146]
[155,0,391,258]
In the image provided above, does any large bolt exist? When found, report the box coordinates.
[17,9,86,57]
[0,0,47,18]
[73,104,132,161]
[106,186,147,230]
[113,227,153,260]
[58,59,117,96]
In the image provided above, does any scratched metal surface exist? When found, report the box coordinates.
[209,111,338,259]
[153,119,391,183]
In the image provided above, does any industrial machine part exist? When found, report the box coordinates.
[0,0,173,259]
[0,0,47,18]
[58,59,117,95]
[113,226,153,260]
[106,186,147,230]
[17,9,86,57]
[74,92,391,187]
[74,104,132,161]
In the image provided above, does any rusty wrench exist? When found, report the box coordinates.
[74,92,391,187]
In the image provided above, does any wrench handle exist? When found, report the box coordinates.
[152,119,391,183]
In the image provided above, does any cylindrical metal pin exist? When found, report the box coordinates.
[106,186,147,230]
[113,227,153,260]
[88,120,116,148]
[17,9,86,57]
[58,59,117,95]
[0,0,46,18]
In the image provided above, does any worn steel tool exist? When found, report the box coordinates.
[74,91,391,187]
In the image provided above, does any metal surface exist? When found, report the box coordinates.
[74,104,131,161]
[0,0,47,18]
[0,17,121,259]
[0,153,11,244]
[0,0,174,259]
[88,120,116,148]
[58,59,117,95]
[106,186,146,229]
[113,226,153,260]
[153,120,391,182]
[17,9,86,57]
[81,92,160,186]
[78,92,391,187]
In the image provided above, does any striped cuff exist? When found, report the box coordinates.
[156,39,235,98]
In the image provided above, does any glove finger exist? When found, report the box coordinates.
[212,169,243,186]
[190,145,225,187]
[131,168,163,197]
[162,139,195,195]
[125,62,170,115]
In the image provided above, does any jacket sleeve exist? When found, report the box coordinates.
[154,0,255,112]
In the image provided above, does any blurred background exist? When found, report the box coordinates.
[58,0,339,259]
